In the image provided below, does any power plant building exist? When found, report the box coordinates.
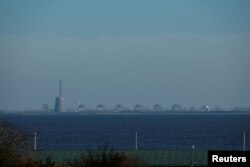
[134,104,144,111]
[172,104,182,111]
[76,103,86,112]
[54,80,65,112]
[200,105,211,111]
[153,104,162,112]
[114,104,125,112]
[96,104,106,111]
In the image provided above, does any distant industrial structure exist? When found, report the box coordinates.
[76,103,86,112]
[96,104,106,111]
[49,82,215,113]
[153,104,163,112]
[200,105,211,111]
[42,104,49,111]
[172,104,182,111]
[114,104,125,112]
[70,103,214,113]
[134,104,144,111]
[54,80,65,112]
[50,80,216,113]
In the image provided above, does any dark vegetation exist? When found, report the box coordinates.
[0,121,145,167]
[68,146,144,167]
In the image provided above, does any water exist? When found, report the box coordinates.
[2,113,250,150]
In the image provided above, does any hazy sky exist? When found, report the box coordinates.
[0,0,250,110]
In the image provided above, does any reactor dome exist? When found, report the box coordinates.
[96,104,106,111]
[134,104,144,111]
[77,103,86,112]
[172,104,182,111]
[115,104,125,111]
[153,104,162,111]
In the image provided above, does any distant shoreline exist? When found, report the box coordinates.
[2,110,250,115]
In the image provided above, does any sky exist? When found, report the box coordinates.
[0,0,250,110]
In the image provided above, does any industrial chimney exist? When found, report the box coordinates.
[54,80,65,112]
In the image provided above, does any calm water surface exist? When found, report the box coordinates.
[2,113,250,150]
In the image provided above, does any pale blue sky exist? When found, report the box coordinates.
[0,0,250,110]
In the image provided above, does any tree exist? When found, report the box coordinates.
[0,121,145,167]
[0,120,34,167]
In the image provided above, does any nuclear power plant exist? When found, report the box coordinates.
[54,80,65,112]
[51,80,215,113]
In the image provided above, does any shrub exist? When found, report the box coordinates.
[0,121,145,167]
[68,146,145,167]
[0,120,33,167]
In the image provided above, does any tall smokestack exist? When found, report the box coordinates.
[60,80,62,97]
[54,80,65,112]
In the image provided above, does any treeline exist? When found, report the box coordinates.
[0,121,144,167]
